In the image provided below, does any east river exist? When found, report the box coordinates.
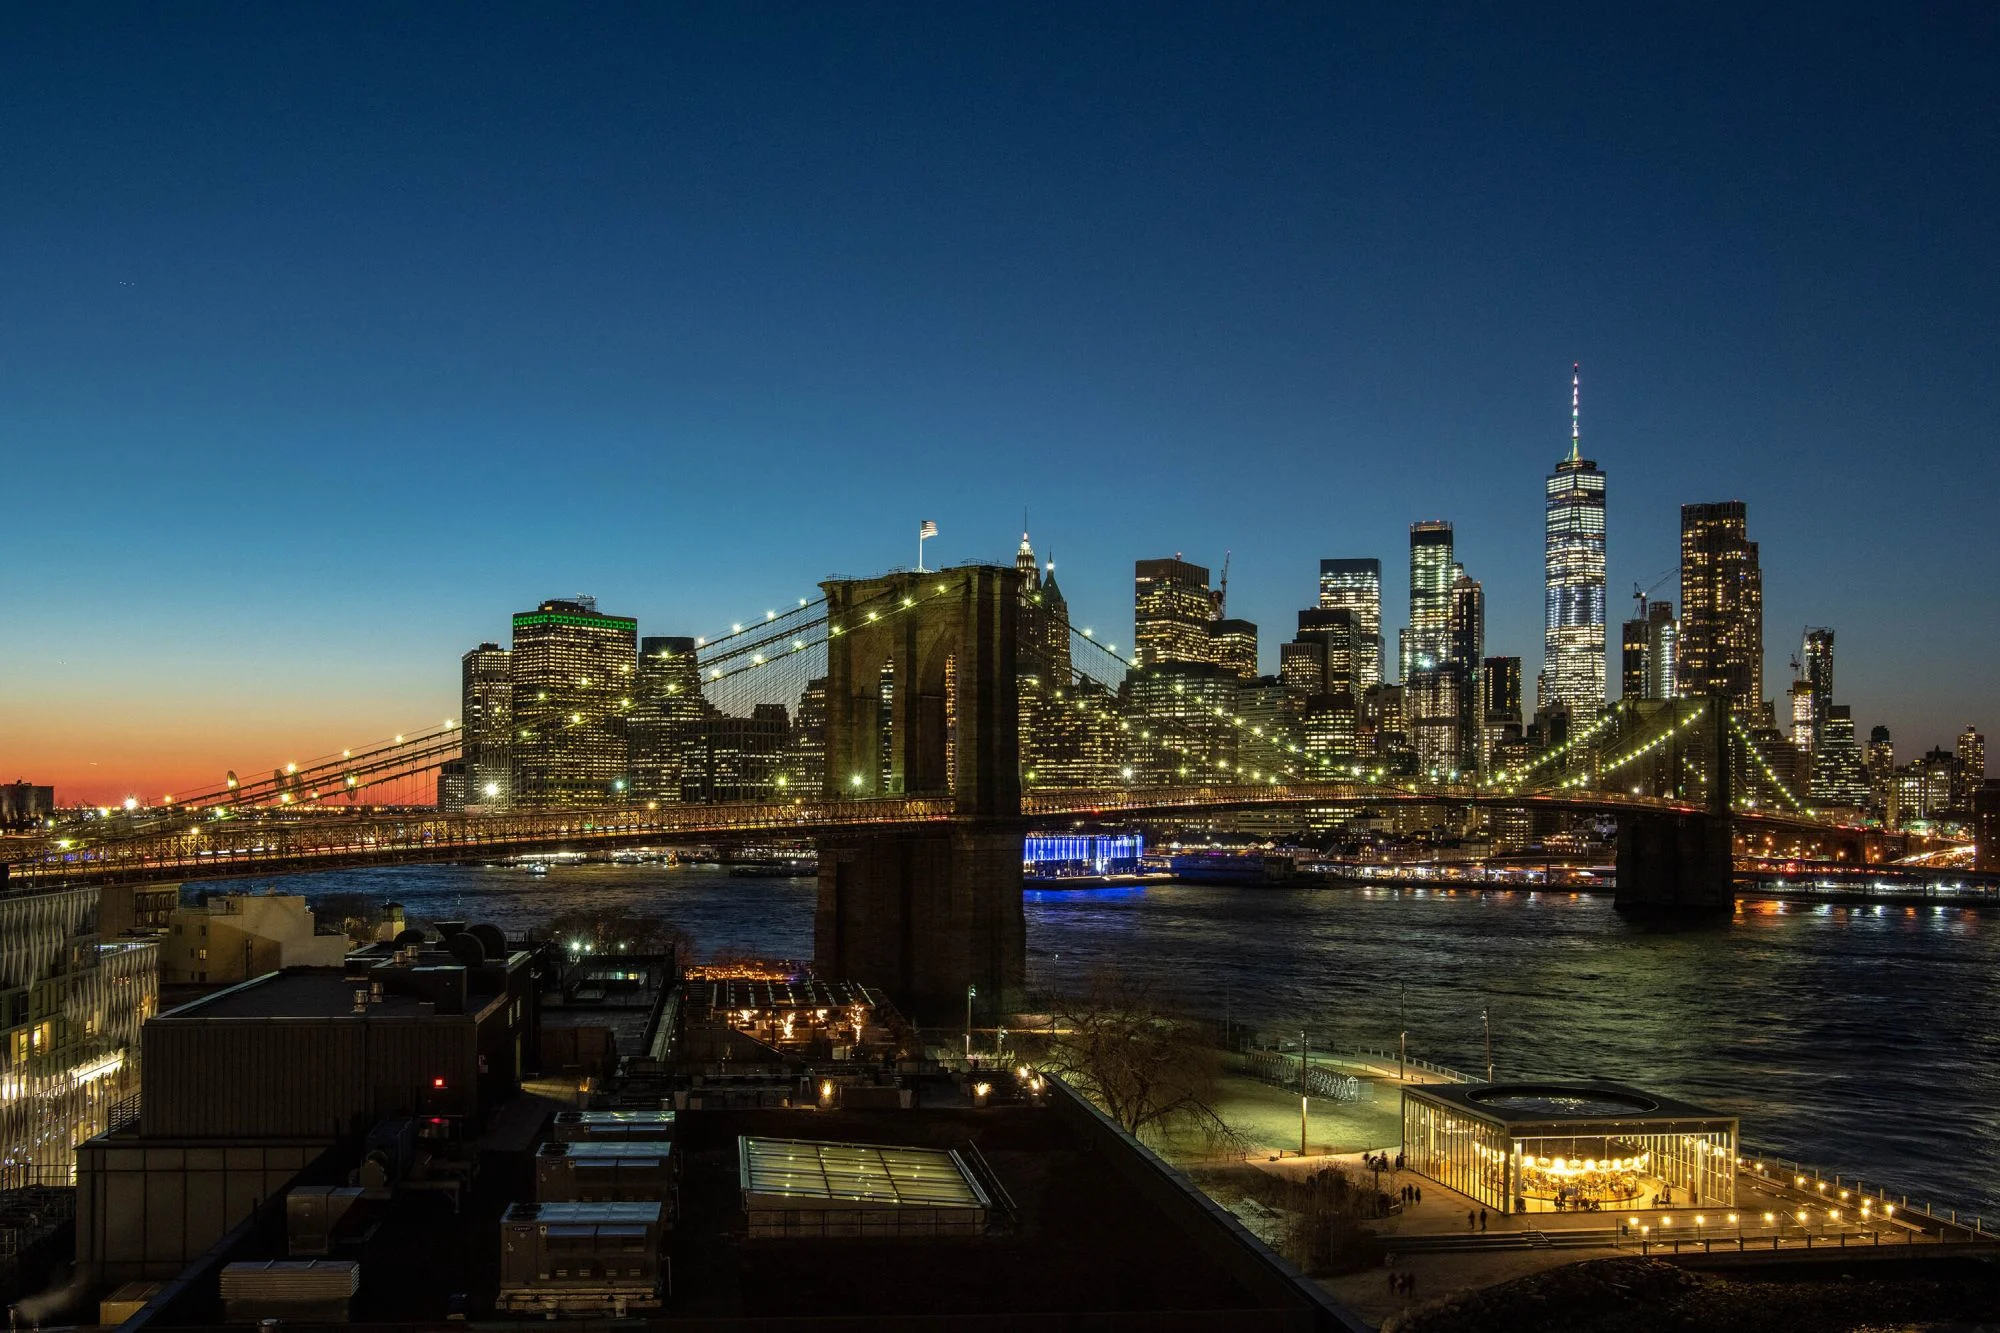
[259,861,2000,1218]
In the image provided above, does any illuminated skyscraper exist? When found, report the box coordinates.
[1134,556,1212,669]
[1318,559,1382,690]
[1401,522,1454,681]
[1789,679,1816,753]
[1957,726,1987,805]
[1802,628,1835,746]
[460,642,512,807]
[1542,365,1607,720]
[1678,502,1764,714]
[510,597,639,806]
[1645,602,1677,701]
[629,635,706,803]
[1208,618,1259,680]
[1449,572,1483,673]
[1292,608,1359,695]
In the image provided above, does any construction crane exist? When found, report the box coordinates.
[1213,549,1231,620]
[1631,570,1673,620]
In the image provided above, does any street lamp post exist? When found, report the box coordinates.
[1398,982,1407,1082]
[964,984,976,1065]
[1298,1028,1309,1158]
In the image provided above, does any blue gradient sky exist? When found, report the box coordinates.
[4,3,1996,800]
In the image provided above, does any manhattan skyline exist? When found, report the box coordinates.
[4,5,1996,800]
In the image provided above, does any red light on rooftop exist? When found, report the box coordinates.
[432,1077,446,1089]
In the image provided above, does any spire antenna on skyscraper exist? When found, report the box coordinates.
[1571,361,1581,462]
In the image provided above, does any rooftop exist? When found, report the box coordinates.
[738,1136,986,1210]
[160,966,508,1021]
[1407,1081,1736,1130]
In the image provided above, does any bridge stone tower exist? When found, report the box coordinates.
[813,565,1026,1023]
[1613,694,1734,913]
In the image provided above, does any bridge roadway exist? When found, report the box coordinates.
[3,782,1860,886]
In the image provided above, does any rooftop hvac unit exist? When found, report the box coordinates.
[286,1186,363,1257]
[497,1201,665,1315]
[552,1110,677,1143]
[535,1140,675,1206]
[219,1260,358,1324]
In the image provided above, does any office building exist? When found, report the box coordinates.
[1789,679,1815,754]
[1478,655,1524,775]
[1290,607,1359,696]
[788,677,828,794]
[1449,573,1484,674]
[1480,656,1523,727]
[1401,522,1455,681]
[1678,502,1764,715]
[1541,365,1608,719]
[1406,666,1467,778]
[1278,639,1327,696]
[160,894,349,986]
[1957,726,1988,806]
[1301,692,1360,764]
[1122,662,1239,783]
[0,781,55,830]
[1622,616,1650,701]
[460,643,512,807]
[628,636,705,804]
[1811,707,1869,809]
[1894,750,1958,825]
[510,598,639,806]
[1208,618,1259,680]
[1318,559,1383,689]
[1133,557,1213,669]
[1867,725,1895,816]
[681,705,791,803]
[435,760,468,811]
[0,886,155,1188]
[1802,629,1835,747]
[1644,602,1677,700]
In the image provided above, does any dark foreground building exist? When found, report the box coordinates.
[76,942,1358,1331]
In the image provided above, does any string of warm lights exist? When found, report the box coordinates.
[1050,616,1427,794]
[1729,716,1809,812]
[1555,705,1706,790]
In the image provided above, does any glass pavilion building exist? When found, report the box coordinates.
[1403,1082,1737,1216]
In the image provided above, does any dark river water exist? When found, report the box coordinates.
[258,862,2000,1219]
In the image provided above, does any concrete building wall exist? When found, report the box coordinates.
[142,1015,482,1138]
[76,1135,323,1282]
[161,895,348,986]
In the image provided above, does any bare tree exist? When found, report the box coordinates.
[543,907,695,962]
[1033,969,1240,1146]
[309,891,382,944]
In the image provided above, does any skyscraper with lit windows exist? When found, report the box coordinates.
[1133,557,1213,669]
[1318,559,1382,690]
[1678,502,1764,715]
[460,642,512,807]
[1400,523,1454,681]
[1542,364,1607,720]
[510,597,639,806]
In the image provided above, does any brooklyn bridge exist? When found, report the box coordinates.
[5,562,1878,1018]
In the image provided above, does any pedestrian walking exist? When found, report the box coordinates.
[1415,1186,1422,1204]
[1480,1208,1488,1231]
